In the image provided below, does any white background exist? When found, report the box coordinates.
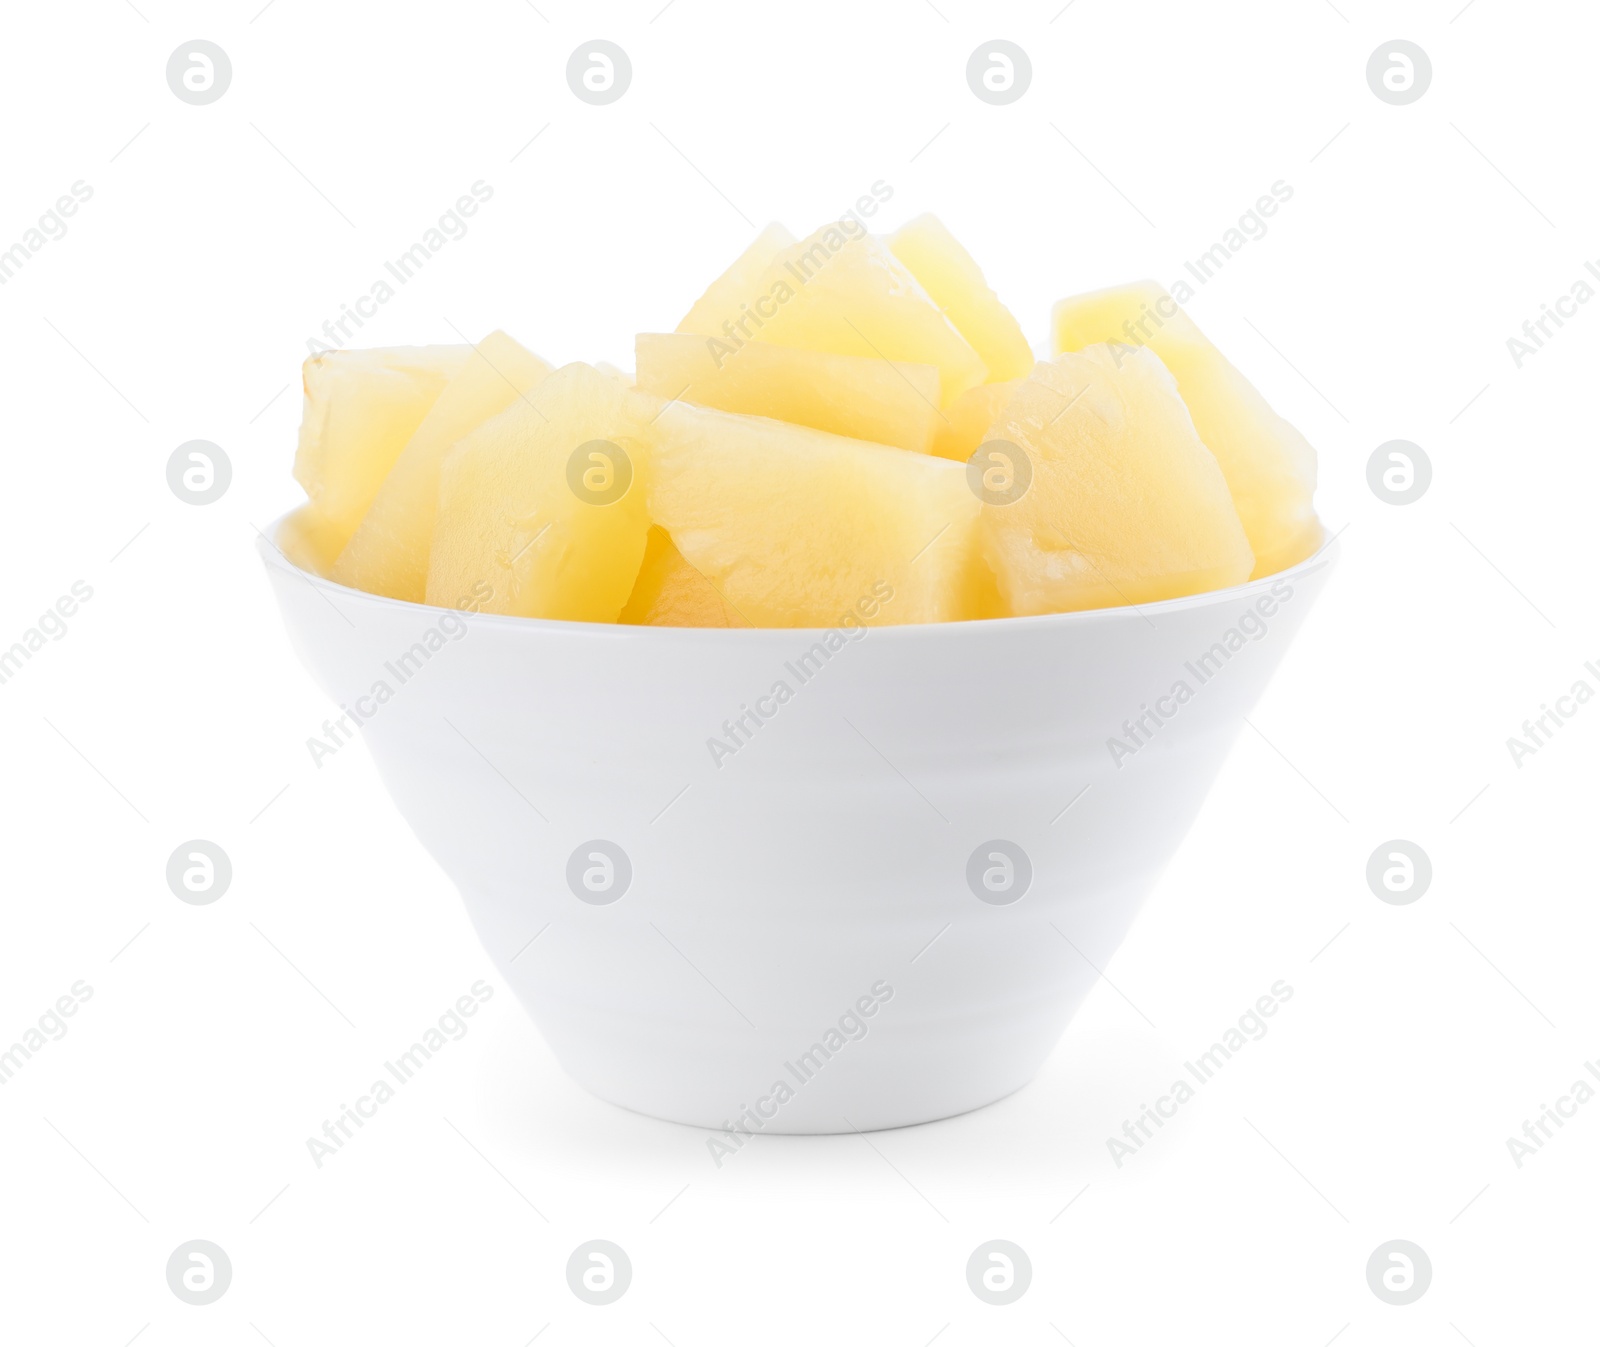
[2,0,1596,1342]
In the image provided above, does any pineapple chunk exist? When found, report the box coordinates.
[980,345,1253,614]
[293,345,470,553]
[620,526,747,627]
[889,215,1035,382]
[648,402,979,626]
[332,332,552,602]
[425,363,653,621]
[677,221,796,339]
[931,379,1023,462]
[1052,282,1319,577]
[678,224,986,407]
[636,332,940,453]
[276,505,345,577]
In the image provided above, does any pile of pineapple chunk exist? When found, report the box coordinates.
[284,215,1320,628]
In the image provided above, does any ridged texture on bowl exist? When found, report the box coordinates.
[262,525,1334,1132]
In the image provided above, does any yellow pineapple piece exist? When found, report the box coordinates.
[1052,282,1319,577]
[676,222,796,340]
[966,555,1008,622]
[425,363,653,621]
[332,332,552,602]
[293,345,470,554]
[275,505,345,577]
[889,215,1035,382]
[648,401,979,626]
[636,332,940,453]
[980,345,1253,614]
[678,224,986,407]
[620,526,747,627]
[931,379,1023,462]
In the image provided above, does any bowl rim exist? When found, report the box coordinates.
[258,510,1340,643]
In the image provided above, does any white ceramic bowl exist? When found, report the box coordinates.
[261,520,1336,1134]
